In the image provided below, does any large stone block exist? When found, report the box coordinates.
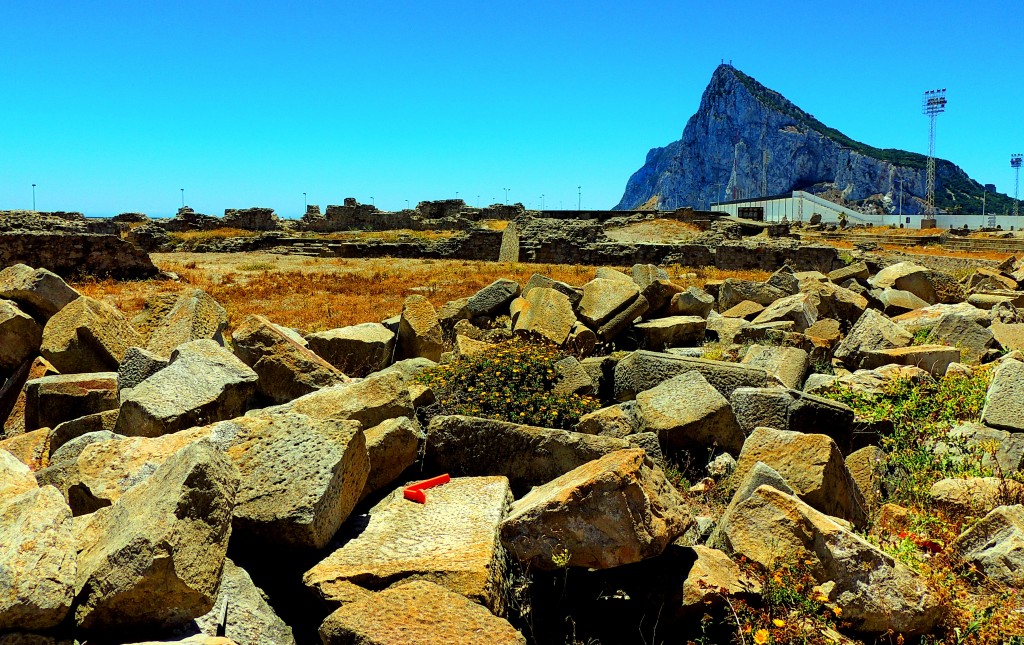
[24,372,117,432]
[40,296,142,373]
[719,485,942,635]
[360,416,423,500]
[751,292,817,332]
[115,340,258,437]
[740,344,809,389]
[467,278,521,317]
[833,308,913,369]
[306,322,396,376]
[635,371,744,455]
[952,505,1024,587]
[190,559,295,645]
[0,264,80,321]
[734,426,867,528]
[73,442,239,634]
[398,295,444,361]
[305,476,512,613]
[613,350,769,401]
[258,369,413,429]
[500,449,689,569]
[981,358,1024,431]
[145,289,227,358]
[577,278,640,329]
[0,486,76,631]
[318,581,525,645]
[0,300,41,375]
[425,415,630,494]
[870,261,937,304]
[232,315,347,404]
[634,315,706,350]
[512,287,577,345]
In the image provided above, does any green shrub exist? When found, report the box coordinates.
[417,338,600,429]
[820,371,991,505]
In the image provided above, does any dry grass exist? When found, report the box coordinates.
[880,244,1016,262]
[480,219,509,231]
[72,253,766,334]
[604,218,701,244]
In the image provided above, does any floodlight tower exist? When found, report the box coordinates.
[1012,154,1023,217]
[922,89,947,215]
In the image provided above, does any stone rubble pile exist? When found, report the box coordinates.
[3,255,1024,644]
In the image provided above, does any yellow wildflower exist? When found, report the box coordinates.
[753,629,770,644]
[832,605,842,616]
[772,618,785,627]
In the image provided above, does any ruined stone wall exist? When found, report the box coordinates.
[222,207,280,231]
[0,232,158,279]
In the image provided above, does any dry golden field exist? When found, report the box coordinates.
[72,252,769,334]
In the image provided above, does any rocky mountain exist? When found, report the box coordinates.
[615,65,1016,215]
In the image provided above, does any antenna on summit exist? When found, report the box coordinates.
[1012,153,1023,217]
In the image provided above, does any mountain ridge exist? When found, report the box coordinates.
[614,65,1016,215]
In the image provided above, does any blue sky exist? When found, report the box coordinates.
[1,0,1022,217]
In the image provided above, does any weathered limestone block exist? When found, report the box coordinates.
[952,505,1024,587]
[467,278,521,317]
[306,322,396,376]
[500,449,689,569]
[928,477,1024,515]
[115,340,258,438]
[577,278,640,329]
[398,295,444,362]
[734,426,867,528]
[258,370,412,429]
[634,315,706,349]
[1,357,58,438]
[0,264,79,321]
[232,315,347,404]
[613,350,769,401]
[117,347,169,394]
[741,344,809,389]
[719,485,942,635]
[49,409,119,457]
[360,416,423,500]
[0,486,76,631]
[870,261,937,304]
[845,445,884,508]
[73,443,239,634]
[0,449,37,503]
[305,476,512,613]
[425,415,630,493]
[833,308,913,369]
[574,402,641,438]
[0,427,51,471]
[925,314,995,365]
[980,358,1024,431]
[41,296,142,374]
[680,546,761,611]
[860,344,961,377]
[0,300,42,374]
[146,289,228,358]
[636,371,744,455]
[318,581,525,645]
[751,292,817,332]
[24,372,117,431]
[666,286,714,318]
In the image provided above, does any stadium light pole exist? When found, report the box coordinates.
[303,192,307,212]
[31,184,36,211]
[540,194,545,209]
[370,196,374,206]
[577,186,581,211]
[405,199,410,210]
[180,188,185,208]
[504,188,509,205]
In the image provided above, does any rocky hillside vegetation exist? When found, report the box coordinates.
[616,65,1017,215]
[3,255,1024,643]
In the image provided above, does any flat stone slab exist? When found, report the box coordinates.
[613,350,769,401]
[318,580,525,645]
[981,358,1024,431]
[304,476,512,614]
[860,344,961,377]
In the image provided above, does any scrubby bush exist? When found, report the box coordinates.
[417,338,600,429]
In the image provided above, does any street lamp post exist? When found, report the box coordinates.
[370,196,375,207]
[31,184,36,211]
[303,192,307,212]
[180,188,185,209]
[504,188,510,205]
[405,199,410,210]
[577,186,581,211]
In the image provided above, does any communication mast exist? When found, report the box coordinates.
[1013,154,1023,217]
[922,89,948,215]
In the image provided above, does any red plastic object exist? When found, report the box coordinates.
[403,474,451,503]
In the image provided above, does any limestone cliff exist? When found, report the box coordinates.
[615,65,1014,215]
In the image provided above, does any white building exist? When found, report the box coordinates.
[710,190,1023,231]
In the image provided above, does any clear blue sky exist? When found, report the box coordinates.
[2,0,1021,217]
